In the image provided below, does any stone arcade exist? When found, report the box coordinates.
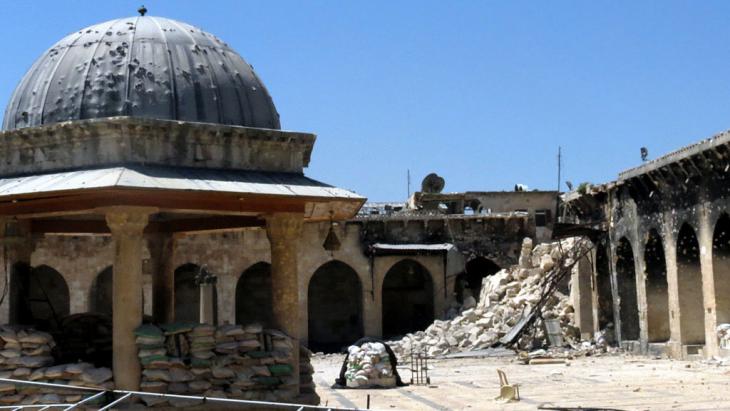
[563,131,730,360]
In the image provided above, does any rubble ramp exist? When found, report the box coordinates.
[0,378,367,410]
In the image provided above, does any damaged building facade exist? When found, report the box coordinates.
[563,131,730,360]
[0,10,563,396]
[0,181,556,354]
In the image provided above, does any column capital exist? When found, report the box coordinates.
[264,212,304,245]
[104,207,156,236]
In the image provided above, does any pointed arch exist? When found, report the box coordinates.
[89,266,113,317]
[676,223,705,345]
[175,263,217,324]
[713,213,730,326]
[11,264,69,331]
[382,259,434,339]
[235,262,273,327]
[644,229,669,342]
[616,237,639,340]
[308,260,363,352]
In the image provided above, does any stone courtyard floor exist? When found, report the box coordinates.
[311,353,730,411]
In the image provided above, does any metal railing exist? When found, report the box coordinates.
[0,378,366,410]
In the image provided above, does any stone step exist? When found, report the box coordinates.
[647,342,668,357]
[682,344,704,360]
[621,340,641,354]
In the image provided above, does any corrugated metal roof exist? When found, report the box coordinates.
[371,243,455,251]
[0,165,363,200]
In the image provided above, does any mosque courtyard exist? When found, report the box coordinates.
[312,354,730,411]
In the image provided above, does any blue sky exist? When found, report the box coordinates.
[1,1,729,201]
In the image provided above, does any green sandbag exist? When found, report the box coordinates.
[137,343,165,350]
[190,358,211,368]
[161,323,196,335]
[267,364,293,377]
[140,355,168,366]
[246,351,270,359]
[134,324,162,337]
[252,376,281,386]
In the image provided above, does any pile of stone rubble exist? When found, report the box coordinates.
[388,237,588,357]
[135,323,304,407]
[342,342,396,388]
[718,324,730,350]
[0,327,113,405]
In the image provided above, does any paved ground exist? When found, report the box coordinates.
[312,353,730,411]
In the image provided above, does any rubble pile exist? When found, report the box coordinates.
[298,345,319,404]
[0,327,113,405]
[135,323,304,406]
[342,342,396,388]
[718,324,730,350]
[388,238,588,357]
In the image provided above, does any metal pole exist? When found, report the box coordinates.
[0,377,369,410]
[98,392,133,411]
[64,390,107,410]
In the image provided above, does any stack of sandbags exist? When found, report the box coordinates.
[0,327,112,406]
[136,324,171,394]
[299,344,317,401]
[0,328,54,376]
[134,323,299,404]
[387,237,589,357]
[188,324,216,394]
[343,342,395,388]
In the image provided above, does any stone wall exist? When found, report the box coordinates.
[0,117,315,176]
[1,214,529,347]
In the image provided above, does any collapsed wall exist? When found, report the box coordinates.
[388,237,589,357]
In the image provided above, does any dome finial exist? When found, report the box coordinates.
[138,5,148,16]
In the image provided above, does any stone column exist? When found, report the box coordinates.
[570,253,595,340]
[633,239,650,354]
[265,212,303,392]
[662,214,683,359]
[106,207,153,390]
[698,205,718,357]
[0,220,34,324]
[148,234,176,324]
[199,275,216,325]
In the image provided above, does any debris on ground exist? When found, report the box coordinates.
[718,324,730,350]
[387,237,599,357]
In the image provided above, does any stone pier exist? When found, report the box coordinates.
[106,207,153,391]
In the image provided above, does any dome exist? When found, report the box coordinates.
[2,15,280,131]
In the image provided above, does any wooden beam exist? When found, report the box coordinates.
[157,216,265,234]
[31,215,265,235]
[0,188,309,218]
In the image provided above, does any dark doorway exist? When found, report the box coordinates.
[308,261,363,353]
[90,266,113,318]
[595,242,615,330]
[382,259,434,339]
[713,214,730,326]
[676,223,705,345]
[616,238,640,341]
[644,230,670,342]
[236,262,273,327]
[11,264,69,332]
[456,257,500,303]
[175,264,217,324]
